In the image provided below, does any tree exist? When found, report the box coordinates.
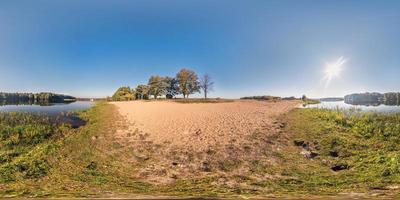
[164,76,179,99]
[148,75,167,99]
[112,87,135,101]
[200,74,214,99]
[176,68,200,98]
[135,84,150,100]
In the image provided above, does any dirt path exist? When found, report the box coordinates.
[110,100,299,184]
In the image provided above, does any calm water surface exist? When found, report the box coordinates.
[303,100,400,112]
[0,101,93,115]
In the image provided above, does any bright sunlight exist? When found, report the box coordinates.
[323,56,346,87]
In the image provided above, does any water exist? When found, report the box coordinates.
[303,100,400,112]
[0,101,94,115]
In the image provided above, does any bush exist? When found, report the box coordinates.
[111,87,135,101]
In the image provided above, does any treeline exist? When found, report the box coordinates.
[240,95,282,100]
[0,92,76,103]
[110,68,214,101]
[345,92,400,105]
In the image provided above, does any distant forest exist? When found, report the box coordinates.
[0,92,76,104]
[345,92,400,105]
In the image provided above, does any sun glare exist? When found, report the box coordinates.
[323,56,346,87]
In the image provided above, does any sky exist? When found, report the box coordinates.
[0,0,400,98]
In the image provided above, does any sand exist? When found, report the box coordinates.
[110,100,299,183]
[111,100,298,151]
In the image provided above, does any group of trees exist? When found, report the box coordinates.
[111,68,214,101]
[0,92,76,103]
[345,92,400,105]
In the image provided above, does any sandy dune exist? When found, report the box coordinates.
[111,100,298,152]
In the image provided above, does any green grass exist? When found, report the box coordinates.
[0,112,68,183]
[276,108,400,195]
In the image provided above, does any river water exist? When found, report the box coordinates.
[302,100,400,113]
[0,101,93,115]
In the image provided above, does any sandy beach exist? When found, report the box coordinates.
[110,100,299,183]
[111,100,298,151]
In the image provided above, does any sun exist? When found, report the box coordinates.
[323,56,346,87]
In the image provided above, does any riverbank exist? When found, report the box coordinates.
[0,102,121,197]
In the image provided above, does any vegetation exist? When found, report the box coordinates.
[0,92,76,103]
[111,87,135,101]
[384,92,400,105]
[302,99,320,105]
[148,75,167,99]
[176,68,200,98]
[302,95,320,105]
[199,74,214,99]
[135,84,150,100]
[345,92,400,105]
[278,108,400,195]
[0,102,237,198]
[240,95,281,100]
[0,102,140,197]
[110,68,209,101]
[3,100,400,198]
[164,76,179,99]
[0,113,67,183]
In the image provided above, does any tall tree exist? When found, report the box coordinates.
[200,74,214,99]
[135,84,150,100]
[176,68,200,98]
[164,76,179,99]
[148,75,167,99]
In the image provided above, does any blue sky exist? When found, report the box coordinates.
[0,0,400,98]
